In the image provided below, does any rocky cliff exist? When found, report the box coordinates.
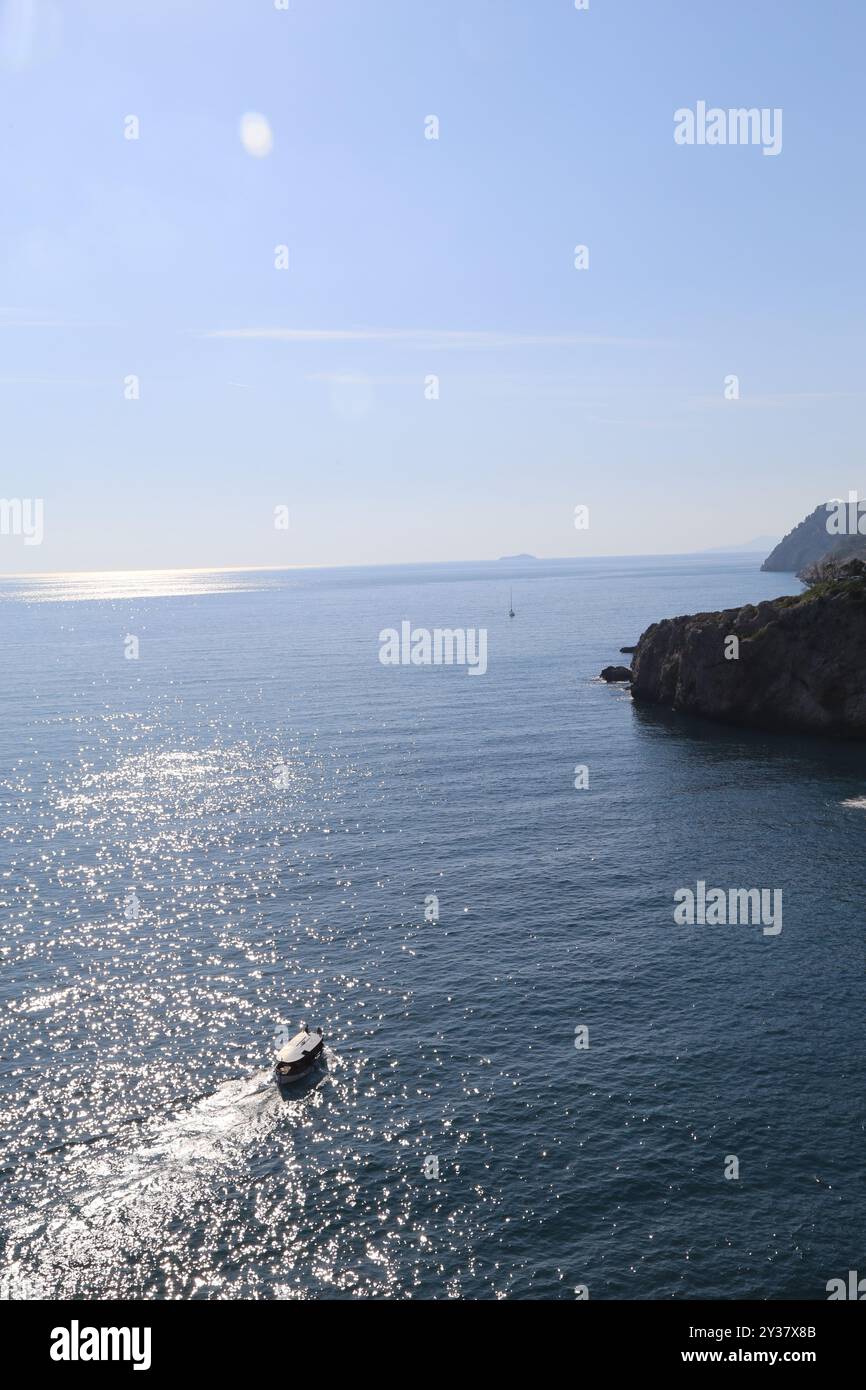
[630,567,866,736]
[761,501,866,574]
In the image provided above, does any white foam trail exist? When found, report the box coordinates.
[2,1060,338,1296]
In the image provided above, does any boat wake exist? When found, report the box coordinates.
[2,1056,339,1300]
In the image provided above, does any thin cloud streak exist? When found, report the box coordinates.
[687,391,860,410]
[201,326,663,349]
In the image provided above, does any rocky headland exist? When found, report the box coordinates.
[762,500,866,577]
[605,560,866,737]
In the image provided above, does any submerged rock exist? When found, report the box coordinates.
[630,566,866,736]
[600,665,633,682]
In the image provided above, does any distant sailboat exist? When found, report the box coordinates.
[508,588,515,618]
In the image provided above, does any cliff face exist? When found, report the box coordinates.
[761,501,866,574]
[761,504,832,571]
[630,582,866,736]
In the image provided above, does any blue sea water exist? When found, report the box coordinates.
[0,554,863,1301]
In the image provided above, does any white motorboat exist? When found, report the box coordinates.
[273,1025,324,1085]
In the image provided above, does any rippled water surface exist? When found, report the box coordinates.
[1,556,863,1299]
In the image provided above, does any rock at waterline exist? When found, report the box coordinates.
[600,665,633,682]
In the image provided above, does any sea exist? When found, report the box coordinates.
[0,553,863,1301]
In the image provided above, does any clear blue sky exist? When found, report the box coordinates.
[1,0,863,572]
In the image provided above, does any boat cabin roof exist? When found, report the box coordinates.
[275,1028,322,1063]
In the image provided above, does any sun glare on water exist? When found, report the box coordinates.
[0,567,283,604]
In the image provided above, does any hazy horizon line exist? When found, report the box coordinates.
[0,547,777,580]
